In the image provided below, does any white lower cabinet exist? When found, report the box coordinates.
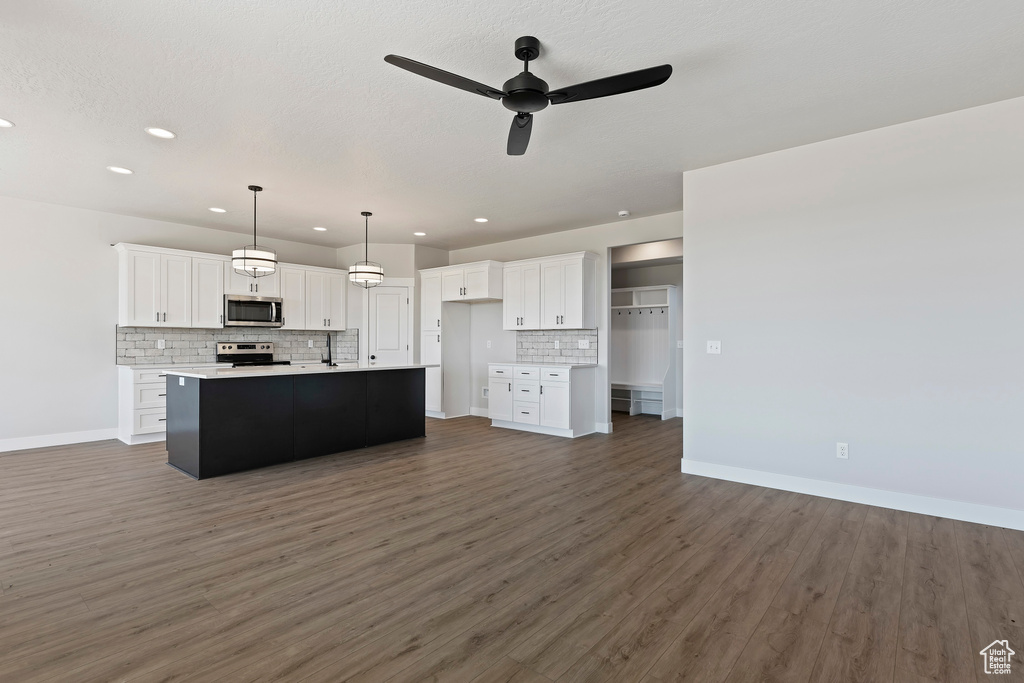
[488,376,513,422]
[487,363,596,438]
[118,364,219,444]
[422,331,443,414]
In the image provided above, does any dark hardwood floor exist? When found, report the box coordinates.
[1,414,1022,682]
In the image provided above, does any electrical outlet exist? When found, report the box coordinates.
[677,340,684,349]
[486,340,491,349]
[482,386,488,398]
[157,339,165,350]
[554,340,560,349]
[707,340,721,354]
[578,339,590,349]
[837,442,849,459]
[308,340,314,348]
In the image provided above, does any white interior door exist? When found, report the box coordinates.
[368,286,410,366]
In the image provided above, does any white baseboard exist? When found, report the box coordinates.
[680,459,1024,532]
[0,428,119,454]
[469,407,489,418]
[595,422,613,434]
[675,408,684,418]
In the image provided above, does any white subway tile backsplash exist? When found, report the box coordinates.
[116,327,359,365]
[516,329,598,364]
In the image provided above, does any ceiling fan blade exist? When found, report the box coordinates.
[507,113,533,156]
[547,64,672,105]
[384,55,506,100]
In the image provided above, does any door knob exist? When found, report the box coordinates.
[370,354,376,360]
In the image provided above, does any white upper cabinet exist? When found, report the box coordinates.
[191,257,225,328]
[224,266,279,297]
[121,248,161,326]
[502,262,541,330]
[116,243,346,330]
[435,261,503,301]
[278,266,306,330]
[117,246,194,327]
[421,272,442,332]
[505,252,596,331]
[305,268,347,331]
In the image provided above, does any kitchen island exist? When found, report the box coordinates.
[164,364,431,479]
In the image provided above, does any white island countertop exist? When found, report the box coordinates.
[165,363,438,380]
[489,362,598,369]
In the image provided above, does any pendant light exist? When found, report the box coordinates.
[232,185,277,278]
[349,211,383,288]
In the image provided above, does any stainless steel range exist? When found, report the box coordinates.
[216,342,291,368]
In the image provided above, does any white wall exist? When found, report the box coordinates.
[467,302,517,414]
[451,211,684,427]
[0,194,338,448]
[611,264,684,414]
[683,95,1024,516]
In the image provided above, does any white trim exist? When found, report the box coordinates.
[680,459,1024,532]
[0,428,119,453]
[425,410,445,419]
[595,422,613,434]
[490,419,597,439]
[470,407,489,417]
[675,408,684,418]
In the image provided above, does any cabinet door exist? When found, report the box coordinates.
[521,263,542,330]
[540,261,564,328]
[254,270,279,297]
[422,331,443,413]
[502,266,522,330]
[224,266,256,295]
[160,254,192,327]
[560,259,584,329]
[540,382,571,429]
[488,377,513,421]
[279,267,305,330]
[463,265,490,299]
[124,250,161,326]
[305,271,327,329]
[421,272,443,331]
[327,273,347,330]
[191,257,224,328]
[441,269,465,301]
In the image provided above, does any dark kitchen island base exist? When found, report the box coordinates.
[165,367,426,479]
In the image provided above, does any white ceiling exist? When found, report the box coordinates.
[1,1,1022,249]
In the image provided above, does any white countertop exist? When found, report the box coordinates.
[165,363,437,380]
[488,362,598,369]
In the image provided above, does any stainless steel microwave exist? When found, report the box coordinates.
[224,294,283,327]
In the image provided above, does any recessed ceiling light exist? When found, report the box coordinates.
[145,127,176,139]
[413,232,426,236]
[0,118,14,128]
[209,207,227,213]
[313,226,327,232]
[474,218,488,223]
[106,166,133,175]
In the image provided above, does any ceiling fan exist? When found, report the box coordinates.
[384,36,672,156]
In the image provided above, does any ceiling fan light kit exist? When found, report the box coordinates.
[232,185,278,277]
[384,36,671,155]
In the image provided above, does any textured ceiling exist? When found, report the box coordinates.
[1,0,1023,249]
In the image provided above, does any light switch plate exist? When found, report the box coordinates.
[707,340,721,354]
[178,377,185,386]
[486,340,491,349]
[308,340,313,348]
[157,339,165,350]
[677,340,684,349]
[578,339,590,349]
[554,340,559,349]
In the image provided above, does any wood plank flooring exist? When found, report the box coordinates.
[1,415,1022,681]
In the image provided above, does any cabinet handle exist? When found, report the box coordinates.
[437,319,440,327]
[163,312,166,322]
[158,418,166,422]
[508,382,511,391]
[156,312,159,322]
[540,386,544,395]
[437,334,440,342]
[521,411,529,415]
[521,389,528,392]
[282,316,285,326]
[220,314,223,324]
[327,318,330,326]
[158,393,166,397]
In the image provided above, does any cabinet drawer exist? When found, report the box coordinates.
[134,384,167,409]
[134,408,167,435]
[513,402,540,425]
[539,367,570,382]
[514,379,539,403]
[513,366,539,380]
[134,367,170,384]
[489,365,514,378]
